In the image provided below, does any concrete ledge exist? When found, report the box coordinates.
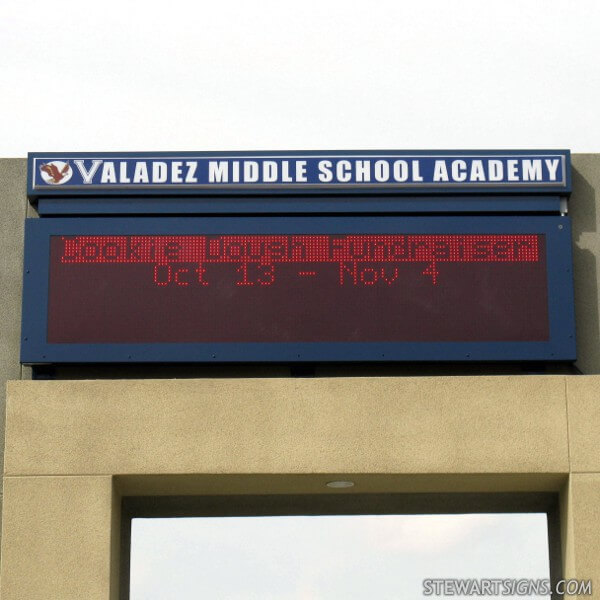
[116,472,569,496]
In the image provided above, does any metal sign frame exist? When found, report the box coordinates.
[21,215,576,364]
[28,150,571,200]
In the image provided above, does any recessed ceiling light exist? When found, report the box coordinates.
[326,480,355,489]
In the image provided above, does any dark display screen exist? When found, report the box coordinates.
[47,233,549,344]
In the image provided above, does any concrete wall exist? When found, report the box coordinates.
[1,156,600,597]
[570,155,600,374]
[0,159,28,536]
[2,376,600,598]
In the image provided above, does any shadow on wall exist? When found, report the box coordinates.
[570,165,599,374]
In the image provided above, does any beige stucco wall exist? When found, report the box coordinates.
[570,155,600,375]
[2,375,600,598]
[0,159,28,535]
[1,157,600,598]
[3,376,571,476]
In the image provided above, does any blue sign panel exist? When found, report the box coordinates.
[21,215,576,364]
[28,150,571,199]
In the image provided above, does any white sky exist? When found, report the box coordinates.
[131,514,550,599]
[1,0,600,155]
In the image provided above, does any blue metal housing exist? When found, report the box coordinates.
[35,194,564,216]
[20,215,576,364]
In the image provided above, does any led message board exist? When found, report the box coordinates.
[21,216,576,364]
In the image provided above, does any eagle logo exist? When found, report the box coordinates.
[39,161,73,185]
